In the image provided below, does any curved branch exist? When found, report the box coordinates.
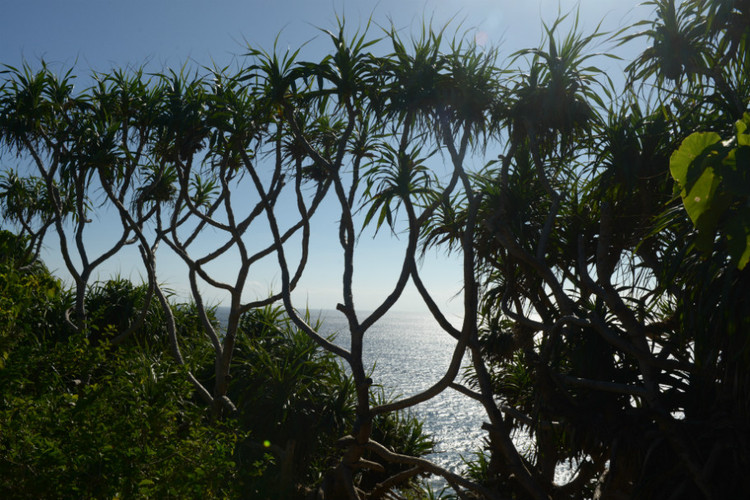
[247,147,352,362]
[351,437,501,500]
[409,259,462,341]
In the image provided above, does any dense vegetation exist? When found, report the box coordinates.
[1,0,749,498]
[0,232,432,498]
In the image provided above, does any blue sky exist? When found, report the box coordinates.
[1,1,652,314]
[1,1,651,71]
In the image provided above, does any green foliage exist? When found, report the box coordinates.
[0,333,253,499]
[229,306,434,497]
[670,113,750,268]
[230,306,354,491]
[443,1,750,498]
[2,271,436,499]
[0,225,436,498]
[0,171,53,227]
[0,247,254,497]
[0,230,66,366]
[363,144,435,232]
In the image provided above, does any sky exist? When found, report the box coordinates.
[0,1,654,314]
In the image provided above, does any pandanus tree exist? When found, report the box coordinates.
[437,2,750,499]
[429,16,630,499]
[249,24,499,497]
[0,65,145,331]
[87,62,338,420]
[0,35,454,497]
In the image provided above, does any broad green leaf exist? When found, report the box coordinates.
[726,211,750,270]
[718,147,750,196]
[736,114,750,146]
[670,132,721,187]
[682,166,719,227]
